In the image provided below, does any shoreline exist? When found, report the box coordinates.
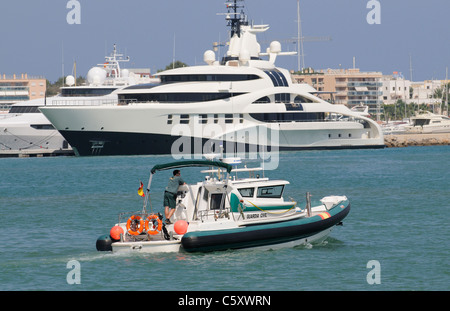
[384,133,450,148]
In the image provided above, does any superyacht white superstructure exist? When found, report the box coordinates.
[40,1,384,157]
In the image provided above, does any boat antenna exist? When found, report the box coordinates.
[100,44,130,81]
[225,0,247,38]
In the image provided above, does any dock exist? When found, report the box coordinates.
[384,133,450,148]
[0,148,74,158]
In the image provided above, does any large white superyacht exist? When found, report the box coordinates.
[40,1,384,157]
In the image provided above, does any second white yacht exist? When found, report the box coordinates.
[0,45,154,156]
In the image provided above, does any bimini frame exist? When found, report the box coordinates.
[142,160,233,214]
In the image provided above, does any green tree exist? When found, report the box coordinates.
[157,60,188,73]
[433,82,450,114]
[45,76,86,96]
[382,100,432,121]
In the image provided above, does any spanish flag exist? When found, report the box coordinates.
[138,181,145,197]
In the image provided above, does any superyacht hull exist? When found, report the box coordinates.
[59,129,384,156]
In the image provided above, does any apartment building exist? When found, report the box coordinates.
[292,68,383,116]
[381,74,411,105]
[0,73,46,110]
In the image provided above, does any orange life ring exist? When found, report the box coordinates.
[145,214,163,235]
[126,215,144,235]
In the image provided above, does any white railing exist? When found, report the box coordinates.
[50,98,119,106]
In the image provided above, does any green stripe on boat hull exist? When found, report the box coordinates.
[181,200,350,252]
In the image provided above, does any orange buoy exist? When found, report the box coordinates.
[174,220,188,235]
[110,225,124,240]
[126,215,144,235]
[145,214,162,235]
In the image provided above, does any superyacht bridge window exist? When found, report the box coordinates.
[118,92,246,103]
[61,87,117,97]
[293,95,313,103]
[253,96,270,104]
[250,112,326,123]
[275,93,290,103]
[263,69,289,87]
[285,103,303,111]
[9,106,40,114]
[160,74,261,83]
[257,185,284,198]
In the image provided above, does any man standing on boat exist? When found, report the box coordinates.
[164,170,186,224]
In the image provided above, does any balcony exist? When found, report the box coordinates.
[347,82,382,87]
[347,91,382,96]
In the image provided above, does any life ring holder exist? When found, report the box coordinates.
[126,215,144,235]
[145,214,163,235]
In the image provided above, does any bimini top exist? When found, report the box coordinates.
[150,160,233,174]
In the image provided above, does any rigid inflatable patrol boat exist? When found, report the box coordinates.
[96,158,350,253]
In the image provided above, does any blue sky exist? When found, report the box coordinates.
[0,0,449,82]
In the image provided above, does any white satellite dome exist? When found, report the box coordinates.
[121,68,129,78]
[65,75,75,86]
[269,41,281,54]
[86,67,107,85]
[203,50,216,65]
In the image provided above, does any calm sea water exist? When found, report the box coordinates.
[0,146,448,291]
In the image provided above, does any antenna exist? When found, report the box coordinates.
[224,0,247,38]
[99,44,130,79]
[297,0,304,71]
[173,34,176,69]
[409,53,413,81]
[61,41,65,87]
[446,67,449,115]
